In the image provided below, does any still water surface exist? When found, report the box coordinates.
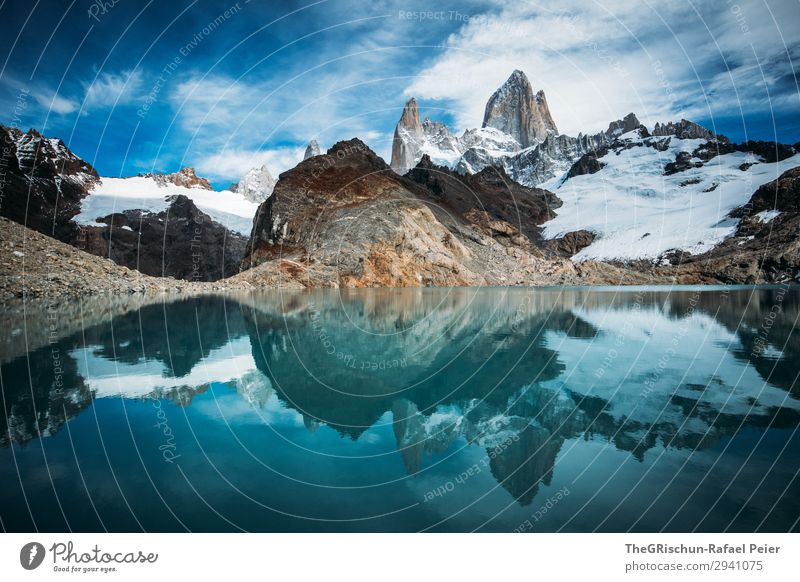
[1,286,798,532]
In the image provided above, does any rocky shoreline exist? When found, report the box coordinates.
[0,217,255,301]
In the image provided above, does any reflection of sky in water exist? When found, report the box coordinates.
[1,287,798,532]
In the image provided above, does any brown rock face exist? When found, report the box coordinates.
[543,230,596,257]
[241,139,584,288]
[405,154,560,244]
[482,70,558,147]
[143,167,213,190]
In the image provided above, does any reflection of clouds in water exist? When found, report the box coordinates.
[2,288,799,531]
[190,389,306,429]
[71,337,261,399]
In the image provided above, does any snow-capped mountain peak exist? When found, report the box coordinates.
[304,140,321,160]
[390,97,426,174]
[142,167,212,190]
[233,165,276,203]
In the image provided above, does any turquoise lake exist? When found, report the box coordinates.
[1,286,798,532]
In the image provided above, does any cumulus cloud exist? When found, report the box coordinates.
[195,147,304,183]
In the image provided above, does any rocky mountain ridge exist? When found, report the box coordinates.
[3,70,800,293]
[242,138,626,287]
[0,126,271,281]
[389,70,648,186]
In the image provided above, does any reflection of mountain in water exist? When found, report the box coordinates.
[2,287,799,506]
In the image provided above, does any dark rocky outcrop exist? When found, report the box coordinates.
[664,150,704,175]
[81,195,247,281]
[734,140,796,164]
[605,113,641,137]
[405,154,561,244]
[543,230,596,257]
[0,125,98,241]
[652,119,715,140]
[565,147,609,179]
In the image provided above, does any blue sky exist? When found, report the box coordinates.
[1,0,798,187]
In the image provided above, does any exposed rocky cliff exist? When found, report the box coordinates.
[482,70,558,147]
[242,139,591,287]
[390,98,425,174]
[0,125,99,241]
[79,195,248,281]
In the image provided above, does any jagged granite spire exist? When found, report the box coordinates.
[390,97,424,174]
[482,70,558,147]
[304,140,321,160]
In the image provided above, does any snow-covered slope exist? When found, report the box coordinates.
[76,175,260,236]
[540,131,800,261]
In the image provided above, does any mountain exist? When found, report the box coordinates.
[79,195,249,281]
[232,165,276,203]
[241,138,606,287]
[389,71,622,184]
[303,140,321,160]
[387,68,800,274]
[390,97,425,174]
[0,126,98,241]
[540,128,800,265]
[0,125,262,282]
[661,166,800,283]
[5,74,800,292]
[73,170,261,280]
[482,69,558,147]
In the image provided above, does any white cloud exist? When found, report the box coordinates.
[168,71,399,172]
[195,147,304,183]
[404,0,800,136]
[34,90,78,115]
[82,69,144,110]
